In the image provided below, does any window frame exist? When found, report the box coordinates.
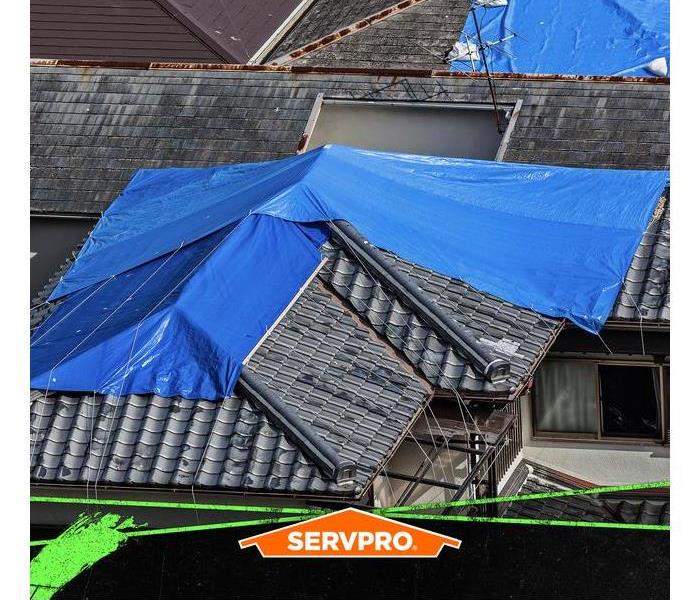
[297,95,518,160]
[531,358,668,444]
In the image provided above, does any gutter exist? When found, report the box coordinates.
[329,221,510,382]
[238,367,357,485]
[29,59,670,85]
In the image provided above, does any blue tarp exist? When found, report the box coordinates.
[32,217,328,399]
[32,145,668,399]
[451,0,670,77]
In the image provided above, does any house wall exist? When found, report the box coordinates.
[519,391,670,485]
[30,216,97,299]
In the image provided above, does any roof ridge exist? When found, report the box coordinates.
[151,0,238,63]
[238,367,357,485]
[328,220,510,383]
[28,59,670,84]
[269,0,429,66]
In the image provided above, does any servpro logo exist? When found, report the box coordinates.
[238,507,461,558]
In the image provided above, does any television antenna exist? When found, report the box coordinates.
[446,5,523,135]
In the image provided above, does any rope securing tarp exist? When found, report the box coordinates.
[31,145,668,400]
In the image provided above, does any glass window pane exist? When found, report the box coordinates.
[534,361,598,434]
[599,366,660,438]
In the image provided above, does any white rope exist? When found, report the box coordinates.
[380,463,399,507]
[30,275,116,346]
[407,430,438,481]
[90,223,248,488]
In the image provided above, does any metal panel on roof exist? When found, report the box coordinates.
[166,0,303,63]
[30,0,223,62]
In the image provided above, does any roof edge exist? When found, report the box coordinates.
[249,0,318,64]
[29,59,670,84]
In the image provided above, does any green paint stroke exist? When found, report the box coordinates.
[31,495,324,515]
[30,512,140,600]
[30,512,314,597]
[32,514,311,548]
[377,480,670,514]
[389,512,670,531]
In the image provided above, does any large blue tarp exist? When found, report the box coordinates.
[32,145,668,399]
[451,0,670,77]
[32,217,328,399]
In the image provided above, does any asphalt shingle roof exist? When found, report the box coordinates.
[278,0,471,69]
[30,65,670,215]
[31,0,303,64]
[269,0,402,60]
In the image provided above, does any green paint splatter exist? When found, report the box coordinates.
[30,512,141,599]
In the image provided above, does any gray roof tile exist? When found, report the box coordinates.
[502,462,670,525]
[611,195,669,322]
[31,278,430,496]
[320,237,562,396]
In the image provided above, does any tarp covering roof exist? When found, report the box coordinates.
[452,0,670,77]
[32,145,667,400]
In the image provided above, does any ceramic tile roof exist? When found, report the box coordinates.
[501,462,670,525]
[30,278,430,496]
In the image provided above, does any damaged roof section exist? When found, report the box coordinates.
[29,196,670,497]
[30,0,303,63]
[31,278,430,497]
[321,227,562,398]
[272,0,471,70]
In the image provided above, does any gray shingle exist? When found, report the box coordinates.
[285,0,471,69]
[30,66,670,216]
[270,0,402,60]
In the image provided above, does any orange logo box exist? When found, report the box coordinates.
[239,508,461,558]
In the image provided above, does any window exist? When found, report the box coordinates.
[305,99,510,160]
[30,216,97,299]
[533,360,667,441]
